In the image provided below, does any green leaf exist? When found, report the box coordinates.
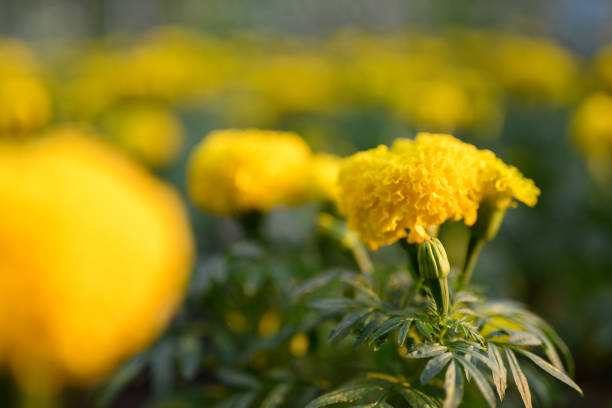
[456,356,496,408]
[151,339,174,399]
[217,368,260,389]
[328,308,373,341]
[215,391,256,408]
[96,354,148,407]
[261,383,292,408]
[305,383,385,408]
[369,317,406,345]
[310,298,364,311]
[355,318,382,348]
[397,387,440,408]
[515,349,582,395]
[420,352,453,385]
[342,277,381,305]
[415,320,434,341]
[398,319,413,346]
[504,347,532,408]
[443,360,463,408]
[506,331,542,346]
[487,343,507,399]
[177,333,201,380]
[293,270,342,298]
[406,343,447,359]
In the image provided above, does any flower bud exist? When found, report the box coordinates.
[417,238,450,280]
[471,202,506,242]
[417,238,451,315]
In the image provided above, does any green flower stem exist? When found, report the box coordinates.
[351,241,374,275]
[238,210,264,240]
[456,235,486,291]
[399,240,420,282]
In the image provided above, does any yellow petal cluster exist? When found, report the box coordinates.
[0,128,194,391]
[337,133,539,249]
[103,104,185,168]
[187,129,313,215]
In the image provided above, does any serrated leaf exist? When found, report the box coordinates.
[456,356,496,408]
[515,349,582,395]
[420,352,453,385]
[406,343,447,359]
[443,360,463,408]
[398,319,413,346]
[292,270,343,298]
[487,343,507,399]
[397,387,440,408]
[342,277,381,305]
[415,320,434,341]
[305,383,385,408]
[329,308,373,341]
[454,292,481,305]
[505,347,532,408]
[369,317,406,345]
[261,383,292,408]
[355,318,382,348]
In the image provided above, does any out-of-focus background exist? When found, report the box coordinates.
[1,0,612,407]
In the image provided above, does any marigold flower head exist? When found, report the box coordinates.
[103,104,184,168]
[337,133,539,249]
[0,76,51,135]
[571,92,612,179]
[0,127,193,391]
[187,129,312,215]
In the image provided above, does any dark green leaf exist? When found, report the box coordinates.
[355,318,382,348]
[305,383,385,408]
[420,353,452,385]
[443,360,463,408]
[177,333,201,380]
[328,308,373,341]
[151,340,174,399]
[415,320,434,341]
[96,354,148,407]
[504,347,532,408]
[369,317,406,345]
[310,298,364,311]
[515,349,582,395]
[397,387,440,408]
[217,368,260,389]
[398,319,413,346]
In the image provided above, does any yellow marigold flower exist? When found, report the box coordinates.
[0,127,194,391]
[258,310,282,338]
[0,76,51,135]
[187,129,312,215]
[571,92,612,179]
[103,104,184,168]
[337,133,539,248]
[478,151,540,209]
[595,44,612,92]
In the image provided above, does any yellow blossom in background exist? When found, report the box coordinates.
[571,92,612,180]
[187,129,312,215]
[0,127,194,392]
[103,104,185,168]
[491,35,578,103]
[306,153,342,202]
[337,133,539,248]
[289,333,309,357]
[0,76,51,135]
[258,310,282,338]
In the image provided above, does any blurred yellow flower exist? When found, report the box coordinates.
[306,153,342,202]
[337,133,538,248]
[258,310,282,338]
[595,44,612,92]
[289,332,309,357]
[0,76,51,136]
[0,127,193,391]
[491,35,578,103]
[187,129,312,215]
[571,92,612,179]
[103,104,184,168]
